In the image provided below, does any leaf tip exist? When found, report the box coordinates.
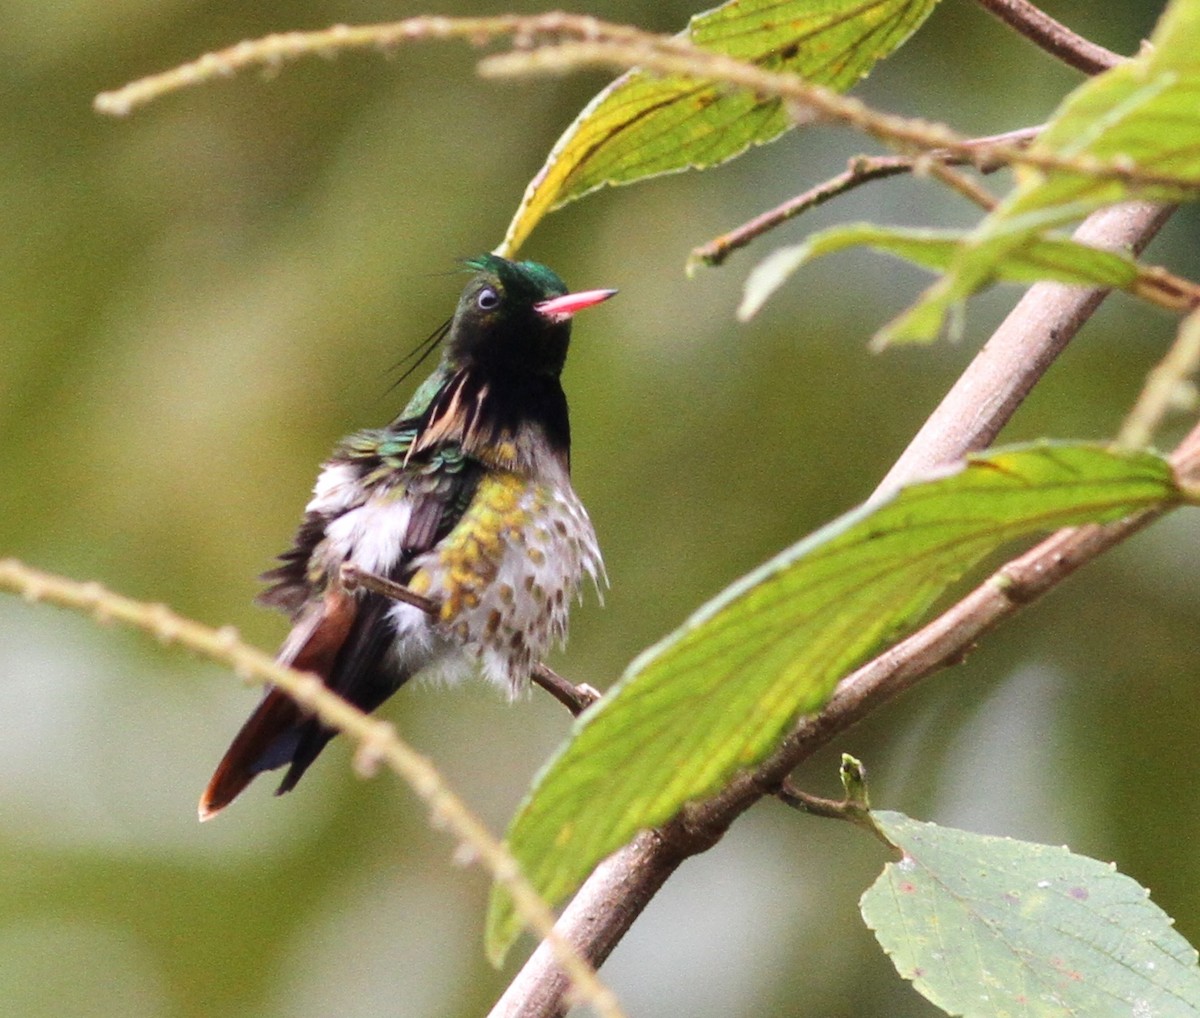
[484,892,518,967]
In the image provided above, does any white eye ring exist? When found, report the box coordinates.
[477,287,500,311]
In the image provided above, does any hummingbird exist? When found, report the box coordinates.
[199,254,615,819]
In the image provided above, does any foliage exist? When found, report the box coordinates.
[862,811,1200,1016]
[485,444,1192,956]
[870,0,1200,342]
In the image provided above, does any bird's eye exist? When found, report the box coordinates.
[476,287,500,311]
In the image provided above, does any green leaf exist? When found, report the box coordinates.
[499,0,943,255]
[738,223,1140,320]
[486,445,1186,959]
[861,811,1200,1016]
[882,0,1200,344]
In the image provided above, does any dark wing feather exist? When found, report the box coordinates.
[258,512,332,614]
[200,431,483,819]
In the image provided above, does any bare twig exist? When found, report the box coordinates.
[340,562,438,613]
[480,39,1194,192]
[527,665,602,716]
[776,782,858,820]
[93,16,615,115]
[921,158,999,211]
[341,563,600,715]
[1129,265,1200,315]
[689,126,1042,270]
[0,560,626,1018]
[488,199,1180,1018]
[96,17,1193,194]
[974,0,1125,75]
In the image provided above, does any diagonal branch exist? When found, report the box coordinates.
[973,0,1124,75]
[488,197,1178,1018]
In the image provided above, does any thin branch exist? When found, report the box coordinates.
[93,16,597,115]
[95,17,1194,194]
[527,664,602,716]
[340,562,438,612]
[691,158,910,271]
[920,158,999,212]
[488,199,1178,1018]
[974,0,1125,76]
[1129,265,1200,315]
[1117,309,1200,450]
[341,564,600,715]
[690,126,1041,271]
[0,559,626,1018]
[777,756,868,819]
[776,780,848,818]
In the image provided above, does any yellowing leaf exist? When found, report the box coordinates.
[499,0,943,255]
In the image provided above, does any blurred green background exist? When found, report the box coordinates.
[2,1,1198,1015]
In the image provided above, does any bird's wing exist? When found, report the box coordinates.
[200,429,482,818]
[257,426,418,614]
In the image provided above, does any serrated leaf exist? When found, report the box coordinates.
[861,811,1200,1016]
[738,223,1140,320]
[499,0,943,255]
[486,445,1187,959]
[882,0,1200,344]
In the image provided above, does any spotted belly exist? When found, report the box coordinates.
[405,471,603,693]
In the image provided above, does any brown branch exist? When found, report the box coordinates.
[98,18,1187,193]
[527,664,601,716]
[776,779,851,819]
[974,0,1125,75]
[483,40,1192,191]
[920,159,999,212]
[689,126,1041,270]
[488,199,1178,1018]
[1130,265,1200,316]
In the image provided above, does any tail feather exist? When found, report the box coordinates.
[199,588,358,821]
[199,688,306,820]
[199,589,412,820]
[273,592,402,795]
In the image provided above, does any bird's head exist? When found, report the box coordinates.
[445,254,616,379]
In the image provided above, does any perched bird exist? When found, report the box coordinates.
[199,254,615,819]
